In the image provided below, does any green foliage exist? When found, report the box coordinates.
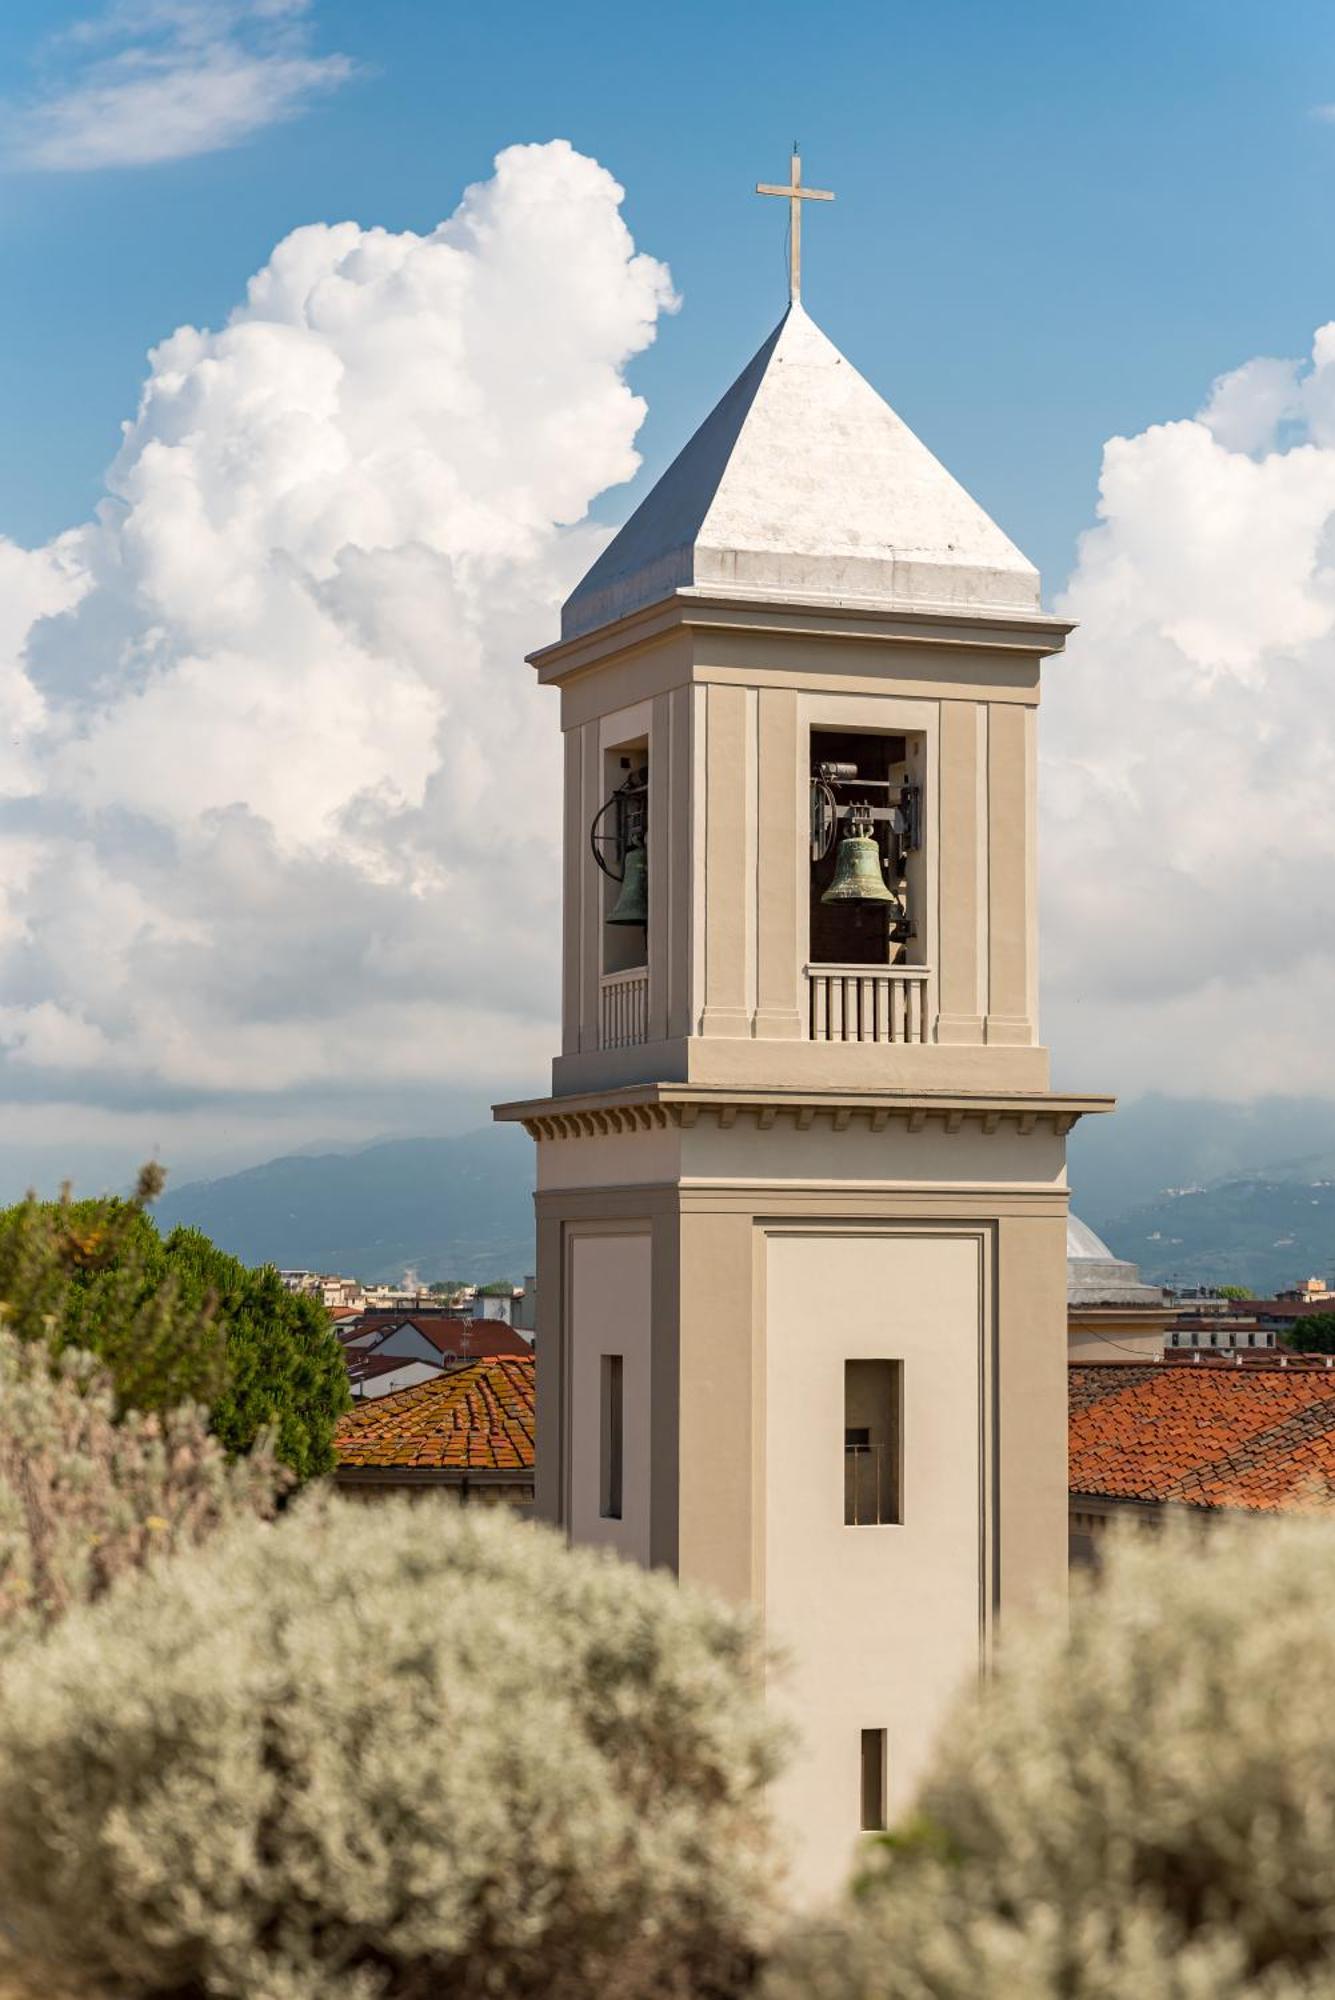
[0,1171,350,1478]
[0,1497,783,2000]
[0,1165,226,1415]
[1283,1312,1335,1354]
[0,1326,281,1657]
[1215,1284,1254,1300]
[157,1223,350,1476]
[765,1517,1335,1999]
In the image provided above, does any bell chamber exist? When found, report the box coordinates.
[808,729,920,967]
[590,757,649,970]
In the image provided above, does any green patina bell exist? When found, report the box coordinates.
[608,841,649,925]
[821,824,898,906]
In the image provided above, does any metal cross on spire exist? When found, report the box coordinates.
[756,145,834,303]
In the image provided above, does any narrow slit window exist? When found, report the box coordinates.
[860,1728,887,1832]
[844,1359,902,1525]
[600,1354,624,1520]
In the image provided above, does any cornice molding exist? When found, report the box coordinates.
[528,587,1075,686]
[494,1083,1113,1144]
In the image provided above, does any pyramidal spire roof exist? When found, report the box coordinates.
[562,303,1040,641]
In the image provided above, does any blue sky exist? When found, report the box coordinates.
[4,0,1335,591]
[4,0,1335,1199]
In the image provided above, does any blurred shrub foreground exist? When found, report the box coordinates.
[4,1180,1335,1995]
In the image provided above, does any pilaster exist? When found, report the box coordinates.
[753,686,804,1040]
[578,722,602,1054]
[561,729,582,1056]
[936,699,986,1044]
[986,700,1033,1046]
[700,682,752,1036]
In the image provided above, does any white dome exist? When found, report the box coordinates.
[1067,1215,1115,1262]
[1066,1214,1164,1307]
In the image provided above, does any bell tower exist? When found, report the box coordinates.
[496,206,1110,1895]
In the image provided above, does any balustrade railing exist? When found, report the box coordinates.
[806,963,930,1045]
[599,966,650,1050]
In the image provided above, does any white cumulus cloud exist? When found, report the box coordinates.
[0,140,675,1146]
[7,0,356,171]
[1043,323,1335,1100]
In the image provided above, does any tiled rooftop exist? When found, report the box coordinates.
[340,1315,534,1361]
[345,1351,444,1386]
[1069,1363,1335,1512]
[334,1356,535,1472]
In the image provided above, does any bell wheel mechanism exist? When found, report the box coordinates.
[590,767,649,927]
[810,761,920,929]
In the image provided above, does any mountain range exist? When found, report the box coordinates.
[149,1094,1335,1294]
[1066,1094,1335,1292]
[1091,1177,1335,1295]
[154,1126,536,1284]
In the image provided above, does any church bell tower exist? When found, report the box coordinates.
[496,166,1110,1898]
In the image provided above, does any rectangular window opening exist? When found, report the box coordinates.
[808,726,919,970]
[600,1354,624,1520]
[860,1728,888,1832]
[844,1359,902,1526]
[600,746,649,976]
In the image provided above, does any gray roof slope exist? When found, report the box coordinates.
[563,303,1040,640]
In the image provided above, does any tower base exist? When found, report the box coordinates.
[496,1081,1110,1900]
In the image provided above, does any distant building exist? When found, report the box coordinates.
[372,1316,531,1366]
[360,1286,440,1313]
[512,1276,537,1334]
[1162,1291,1275,1352]
[334,1356,535,1505]
[1255,1296,1335,1328]
[1279,1278,1335,1302]
[335,1314,532,1398]
[346,1352,447,1400]
[277,1270,366,1310]
[472,1284,519,1324]
[1066,1217,1175,1362]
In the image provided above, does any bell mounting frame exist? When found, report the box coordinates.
[809,762,922,866]
[590,766,648,884]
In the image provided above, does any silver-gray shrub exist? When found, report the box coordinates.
[767,1516,1335,2000]
[0,1325,279,1652]
[0,1494,782,2000]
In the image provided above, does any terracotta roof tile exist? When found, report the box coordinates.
[334,1356,535,1472]
[1069,1364,1335,1512]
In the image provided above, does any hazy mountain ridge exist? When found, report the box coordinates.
[1067,1095,1335,1291]
[153,1128,536,1284]
[1095,1178,1335,1294]
[1064,1095,1335,1221]
[148,1097,1335,1293]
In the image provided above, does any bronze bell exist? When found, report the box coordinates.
[608,841,648,925]
[821,819,898,906]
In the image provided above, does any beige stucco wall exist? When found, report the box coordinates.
[533,1106,1068,1192]
[764,1228,985,1899]
[1067,1307,1173,1362]
[546,599,1060,1101]
[522,1111,1078,1907]
[567,1229,653,1564]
